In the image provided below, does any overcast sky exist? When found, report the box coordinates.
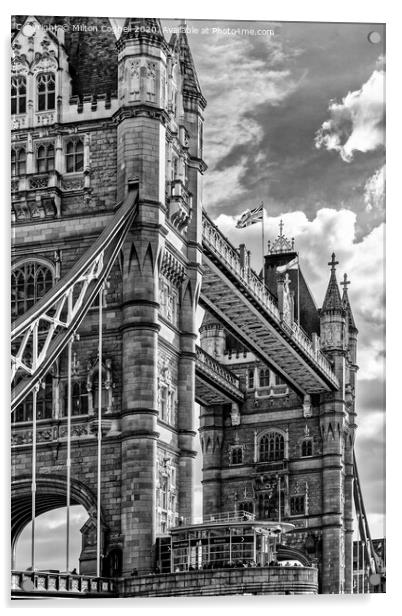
[15,17,385,571]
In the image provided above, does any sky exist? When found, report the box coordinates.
[14,16,386,571]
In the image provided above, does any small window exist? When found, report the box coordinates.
[37,143,55,173]
[37,72,56,111]
[66,381,89,416]
[239,501,253,514]
[11,148,26,176]
[259,368,270,387]
[11,75,26,114]
[65,140,84,173]
[248,369,254,389]
[301,439,313,457]
[231,446,243,465]
[290,495,305,516]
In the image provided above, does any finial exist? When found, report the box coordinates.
[279,219,284,237]
[341,273,350,292]
[328,253,339,271]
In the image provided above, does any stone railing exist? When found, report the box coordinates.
[119,566,318,597]
[201,211,337,386]
[196,346,241,390]
[11,570,117,598]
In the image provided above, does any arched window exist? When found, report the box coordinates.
[11,261,54,318]
[13,373,53,423]
[11,148,26,176]
[65,381,89,416]
[65,140,84,173]
[36,143,55,173]
[11,75,26,114]
[231,446,243,465]
[248,369,254,389]
[37,72,56,111]
[259,432,285,462]
[259,368,270,387]
[301,439,313,457]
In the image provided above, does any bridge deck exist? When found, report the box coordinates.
[201,212,339,395]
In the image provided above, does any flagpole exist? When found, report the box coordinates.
[261,203,265,285]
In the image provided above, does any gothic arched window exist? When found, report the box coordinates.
[248,369,254,389]
[11,261,54,318]
[231,446,243,465]
[13,373,53,423]
[37,72,56,111]
[301,439,313,457]
[11,75,27,115]
[37,143,55,173]
[259,432,285,462]
[65,140,84,173]
[259,368,270,387]
[11,147,26,176]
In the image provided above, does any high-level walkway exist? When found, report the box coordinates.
[201,211,339,395]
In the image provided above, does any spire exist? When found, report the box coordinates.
[176,22,206,106]
[341,273,358,331]
[267,219,295,254]
[321,253,343,312]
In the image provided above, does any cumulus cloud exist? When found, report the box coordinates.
[193,34,302,207]
[364,165,385,212]
[315,61,385,162]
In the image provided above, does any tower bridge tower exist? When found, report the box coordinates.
[199,227,358,594]
[11,15,206,576]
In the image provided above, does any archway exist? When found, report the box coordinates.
[14,504,88,572]
[11,475,107,573]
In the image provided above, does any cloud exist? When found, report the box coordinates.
[364,165,385,212]
[192,33,302,208]
[315,61,385,162]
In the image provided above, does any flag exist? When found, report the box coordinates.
[236,203,263,228]
[277,257,298,274]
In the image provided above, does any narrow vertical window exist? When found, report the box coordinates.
[66,140,84,173]
[11,75,27,114]
[37,72,56,111]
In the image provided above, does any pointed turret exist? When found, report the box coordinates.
[341,273,358,333]
[320,254,346,352]
[176,21,205,104]
[322,253,343,313]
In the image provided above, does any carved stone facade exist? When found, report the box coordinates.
[11,16,206,578]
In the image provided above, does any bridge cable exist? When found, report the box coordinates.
[66,335,73,573]
[96,286,104,578]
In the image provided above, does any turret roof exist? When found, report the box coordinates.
[322,253,344,313]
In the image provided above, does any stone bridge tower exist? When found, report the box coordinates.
[199,230,358,594]
[11,16,206,577]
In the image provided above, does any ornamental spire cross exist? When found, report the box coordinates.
[328,253,339,272]
[341,273,350,292]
